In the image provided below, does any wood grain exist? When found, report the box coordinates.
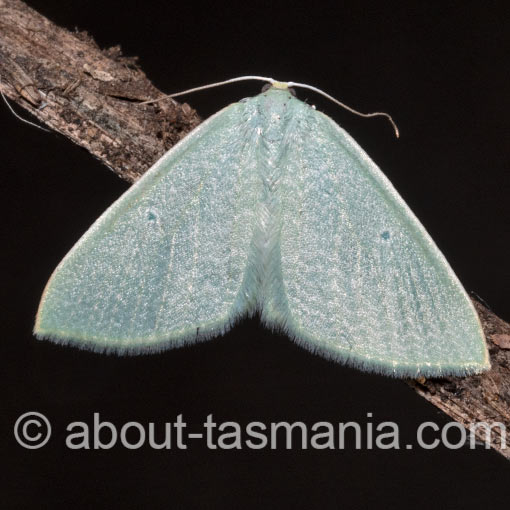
[0,0,200,182]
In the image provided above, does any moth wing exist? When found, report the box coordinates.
[35,102,260,353]
[278,109,489,376]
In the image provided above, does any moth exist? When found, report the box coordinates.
[34,78,489,377]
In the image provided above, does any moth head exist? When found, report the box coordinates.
[261,81,297,97]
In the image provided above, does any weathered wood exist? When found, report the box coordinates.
[0,0,200,182]
[407,300,510,458]
[2,0,509,460]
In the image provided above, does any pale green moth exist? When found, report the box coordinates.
[34,76,490,377]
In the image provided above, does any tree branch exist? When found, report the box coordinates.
[2,0,509,459]
[407,300,510,458]
[0,0,200,182]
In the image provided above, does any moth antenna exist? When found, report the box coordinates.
[138,75,276,105]
[288,81,399,138]
[140,75,399,138]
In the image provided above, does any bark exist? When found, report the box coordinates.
[2,0,509,459]
[407,300,510,459]
[0,0,200,182]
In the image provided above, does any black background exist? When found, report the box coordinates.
[3,1,510,508]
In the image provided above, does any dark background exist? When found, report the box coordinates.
[3,0,510,508]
